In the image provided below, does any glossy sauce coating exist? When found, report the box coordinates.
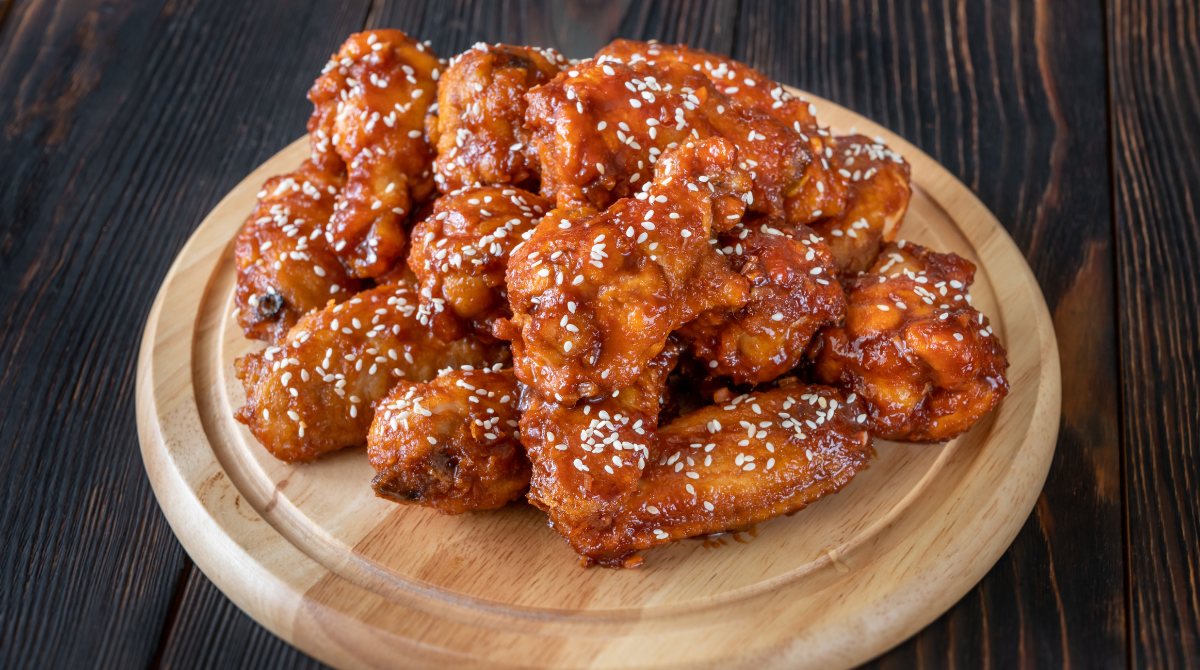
[407,186,551,341]
[563,384,873,567]
[811,241,1009,441]
[677,219,845,384]
[308,30,442,277]
[429,43,565,191]
[497,138,751,404]
[234,161,362,344]
[519,341,680,537]
[368,367,528,513]
[809,135,912,275]
[234,280,509,463]
[525,56,812,220]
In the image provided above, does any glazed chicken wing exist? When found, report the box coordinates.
[234,161,362,343]
[809,135,912,275]
[563,384,873,567]
[677,219,845,384]
[811,242,1008,442]
[428,43,565,191]
[308,30,442,277]
[368,367,528,513]
[407,186,551,341]
[525,56,813,221]
[519,341,680,540]
[235,280,509,463]
[497,138,752,404]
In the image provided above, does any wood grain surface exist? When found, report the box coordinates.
[1,0,1196,667]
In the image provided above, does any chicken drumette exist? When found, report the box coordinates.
[234,161,362,344]
[428,43,566,191]
[308,30,442,278]
[811,241,1009,442]
[368,367,528,513]
[407,186,551,341]
[497,138,752,404]
[562,384,873,567]
[677,219,845,384]
[235,280,509,463]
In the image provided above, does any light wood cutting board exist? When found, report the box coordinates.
[136,90,1061,670]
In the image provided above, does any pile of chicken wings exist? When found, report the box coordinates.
[232,31,1009,568]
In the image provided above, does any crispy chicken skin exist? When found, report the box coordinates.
[809,135,912,275]
[234,161,362,343]
[368,367,528,513]
[308,30,442,278]
[428,44,565,191]
[235,281,509,463]
[677,219,845,384]
[519,342,681,538]
[564,384,873,567]
[811,242,1009,442]
[524,56,812,221]
[496,138,752,404]
[407,186,551,341]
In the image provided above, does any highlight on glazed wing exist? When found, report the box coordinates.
[230,32,1010,568]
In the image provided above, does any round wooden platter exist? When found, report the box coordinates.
[136,90,1060,670]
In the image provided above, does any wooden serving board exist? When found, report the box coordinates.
[136,92,1060,670]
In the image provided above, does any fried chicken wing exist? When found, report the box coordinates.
[407,186,551,341]
[525,56,812,221]
[519,341,681,538]
[811,242,1008,442]
[235,281,509,463]
[561,384,873,567]
[809,135,912,275]
[308,30,442,277]
[497,138,752,404]
[368,367,528,513]
[677,219,845,384]
[428,43,565,191]
[234,161,362,343]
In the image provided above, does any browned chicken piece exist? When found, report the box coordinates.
[520,342,681,542]
[496,138,752,405]
[786,131,852,225]
[677,219,845,384]
[407,186,551,341]
[234,161,362,343]
[562,384,873,567]
[809,135,912,275]
[525,56,813,222]
[811,241,1009,442]
[308,30,443,278]
[597,39,818,130]
[368,367,528,513]
[235,281,509,463]
[428,43,566,191]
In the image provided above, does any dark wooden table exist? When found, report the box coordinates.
[1,0,1196,667]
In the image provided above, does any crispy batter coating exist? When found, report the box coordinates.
[407,186,551,341]
[677,219,845,384]
[811,242,1009,442]
[519,341,681,537]
[368,367,528,513]
[428,43,565,191]
[234,161,362,344]
[234,281,509,463]
[525,56,812,221]
[596,39,818,130]
[562,384,873,567]
[809,135,912,275]
[497,138,752,404]
[308,30,442,278]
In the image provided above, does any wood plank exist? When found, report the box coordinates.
[0,0,369,667]
[733,0,1124,667]
[1108,0,1200,666]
